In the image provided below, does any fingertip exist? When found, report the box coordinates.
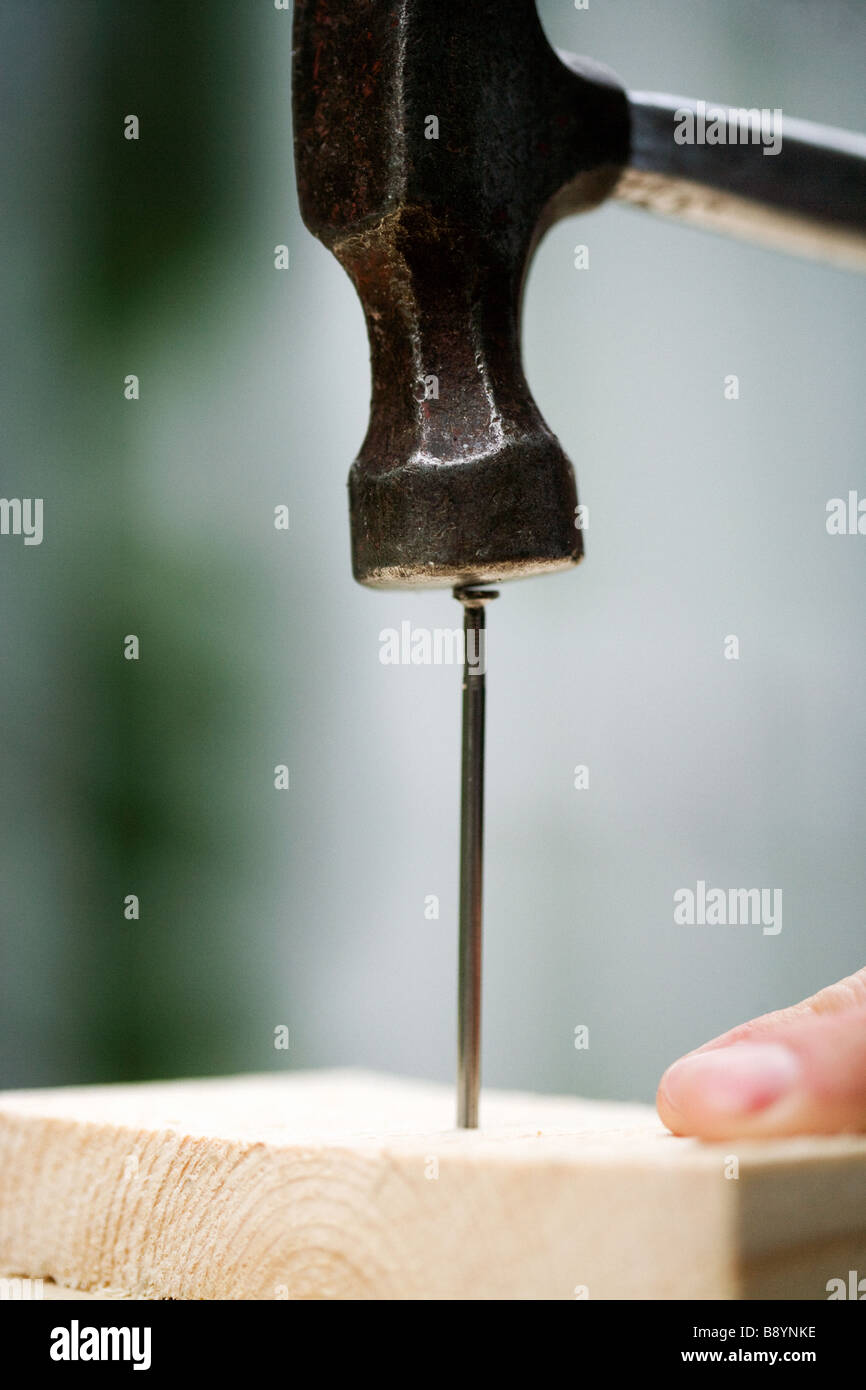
[656,1043,802,1139]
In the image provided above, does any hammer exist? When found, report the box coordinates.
[292,0,866,1126]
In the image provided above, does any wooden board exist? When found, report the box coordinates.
[1,1070,865,1300]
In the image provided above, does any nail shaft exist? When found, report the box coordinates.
[455,586,497,1129]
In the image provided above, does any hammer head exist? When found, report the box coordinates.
[293,1,628,588]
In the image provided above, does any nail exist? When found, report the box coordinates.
[661,1043,802,1119]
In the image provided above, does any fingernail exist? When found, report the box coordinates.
[661,1043,801,1119]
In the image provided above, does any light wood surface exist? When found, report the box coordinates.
[1,1070,864,1300]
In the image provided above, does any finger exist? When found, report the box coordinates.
[690,966,866,1055]
[657,984,866,1140]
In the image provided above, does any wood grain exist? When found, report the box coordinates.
[1,1070,864,1300]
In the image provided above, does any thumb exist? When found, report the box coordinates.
[657,967,866,1139]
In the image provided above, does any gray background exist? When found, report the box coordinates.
[1,0,863,1104]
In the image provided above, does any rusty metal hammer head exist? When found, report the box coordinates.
[293,1,629,588]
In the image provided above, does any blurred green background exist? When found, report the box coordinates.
[1,1,864,1101]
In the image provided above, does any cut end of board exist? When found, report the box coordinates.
[1,1070,864,1300]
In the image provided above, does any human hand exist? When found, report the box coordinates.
[657,968,866,1139]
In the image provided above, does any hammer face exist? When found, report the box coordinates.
[349,424,583,590]
[293,0,628,588]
